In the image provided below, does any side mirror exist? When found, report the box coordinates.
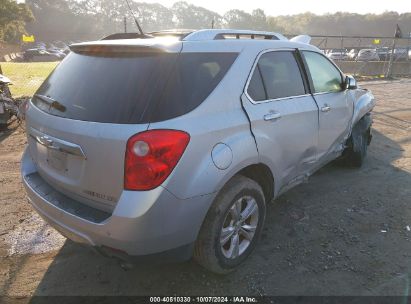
[345,75,357,90]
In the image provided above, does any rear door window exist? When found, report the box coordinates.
[247,67,267,101]
[32,52,238,124]
[247,51,306,101]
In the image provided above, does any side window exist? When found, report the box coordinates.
[247,67,266,101]
[302,51,343,93]
[247,51,306,101]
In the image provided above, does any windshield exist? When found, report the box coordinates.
[32,51,238,124]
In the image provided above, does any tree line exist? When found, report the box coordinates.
[0,0,33,42]
[1,0,410,43]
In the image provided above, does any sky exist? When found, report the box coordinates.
[17,0,410,16]
[132,0,410,15]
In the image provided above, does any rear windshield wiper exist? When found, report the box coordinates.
[33,94,66,112]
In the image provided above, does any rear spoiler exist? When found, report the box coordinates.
[69,44,167,54]
[100,33,154,40]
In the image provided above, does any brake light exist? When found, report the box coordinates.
[124,130,190,191]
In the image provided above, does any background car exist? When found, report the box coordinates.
[376,47,391,61]
[327,49,349,60]
[393,48,409,61]
[23,48,63,61]
[357,49,380,61]
[46,48,66,59]
[348,49,358,60]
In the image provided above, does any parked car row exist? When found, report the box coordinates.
[324,47,411,61]
[22,40,81,62]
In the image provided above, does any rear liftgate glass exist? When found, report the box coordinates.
[32,50,238,124]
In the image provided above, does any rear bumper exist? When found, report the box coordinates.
[21,147,214,258]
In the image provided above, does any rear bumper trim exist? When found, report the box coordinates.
[97,243,194,264]
[29,198,94,245]
[25,172,111,223]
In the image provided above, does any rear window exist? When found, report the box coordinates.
[32,51,238,124]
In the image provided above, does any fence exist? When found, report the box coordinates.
[1,34,410,97]
[305,35,411,77]
[308,35,411,51]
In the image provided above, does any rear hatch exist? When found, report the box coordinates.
[26,41,182,212]
[26,40,238,212]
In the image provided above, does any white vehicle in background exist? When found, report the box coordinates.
[393,48,409,61]
[357,49,380,61]
[348,49,358,60]
[376,47,391,61]
[327,49,349,61]
[46,48,67,59]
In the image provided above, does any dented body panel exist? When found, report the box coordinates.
[351,88,376,126]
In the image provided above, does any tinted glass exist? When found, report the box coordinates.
[303,51,343,93]
[247,67,266,101]
[252,51,306,100]
[151,52,238,122]
[32,52,238,124]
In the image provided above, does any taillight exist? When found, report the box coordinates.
[124,130,190,191]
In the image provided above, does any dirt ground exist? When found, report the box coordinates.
[0,79,410,298]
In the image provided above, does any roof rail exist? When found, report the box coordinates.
[99,29,289,42]
[183,29,288,41]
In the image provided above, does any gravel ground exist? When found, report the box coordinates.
[0,79,410,297]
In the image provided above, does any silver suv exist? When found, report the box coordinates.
[21,29,375,273]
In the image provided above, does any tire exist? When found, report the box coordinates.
[344,127,370,167]
[194,175,266,274]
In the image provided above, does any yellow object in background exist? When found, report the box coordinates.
[22,35,35,43]
[373,39,380,44]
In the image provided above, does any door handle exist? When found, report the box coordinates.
[264,112,281,121]
[321,105,331,112]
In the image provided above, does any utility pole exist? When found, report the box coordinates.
[124,16,127,33]
[386,24,402,78]
[386,38,396,78]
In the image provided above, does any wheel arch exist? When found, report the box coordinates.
[219,163,275,204]
[350,112,373,149]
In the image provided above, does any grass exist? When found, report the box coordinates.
[0,62,58,97]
